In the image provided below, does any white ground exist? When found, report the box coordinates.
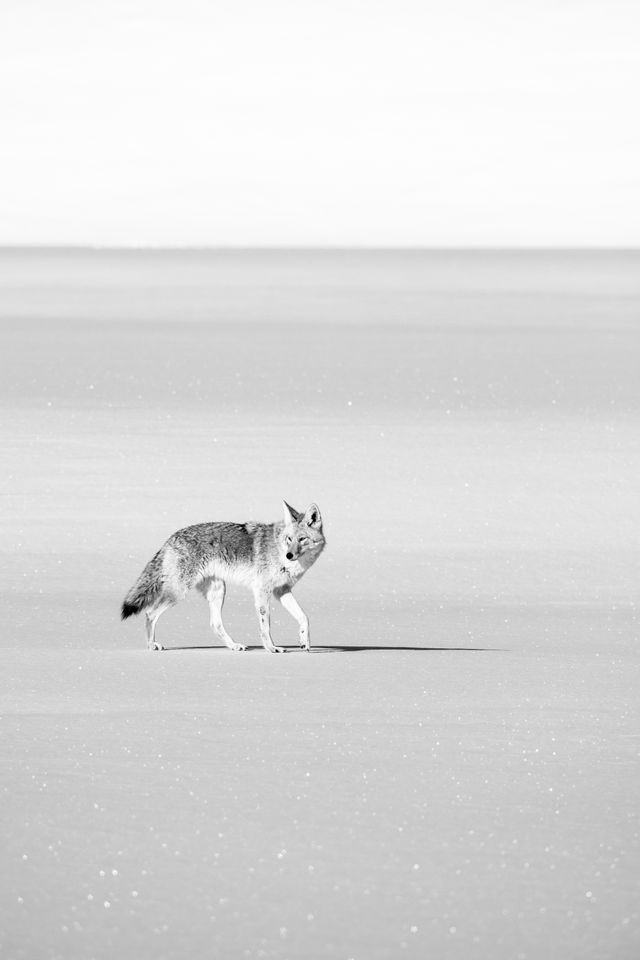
[1,250,639,959]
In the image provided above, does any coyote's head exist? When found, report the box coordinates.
[281,501,325,565]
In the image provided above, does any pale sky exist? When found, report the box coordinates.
[1,0,638,246]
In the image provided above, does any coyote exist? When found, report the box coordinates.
[121,501,325,653]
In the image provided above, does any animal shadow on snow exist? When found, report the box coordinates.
[320,644,502,653]
[163,643,503,653]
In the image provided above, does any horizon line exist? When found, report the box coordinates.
[1,243,639,254]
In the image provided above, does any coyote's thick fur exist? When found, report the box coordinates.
[121,501,325,652]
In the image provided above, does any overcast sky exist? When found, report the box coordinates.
[1,0,638,246]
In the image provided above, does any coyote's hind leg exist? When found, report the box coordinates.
[145,599,174,651]
[199,577,246,652]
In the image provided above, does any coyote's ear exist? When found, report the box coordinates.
[303,503,322,528]
[282,500,302,525]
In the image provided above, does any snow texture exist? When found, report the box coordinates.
[1,250,639,960]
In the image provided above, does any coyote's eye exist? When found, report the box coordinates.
[286,536,293,545]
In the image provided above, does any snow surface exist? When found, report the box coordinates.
[1,250,639,959]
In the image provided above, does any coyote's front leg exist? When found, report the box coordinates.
[277,589,310,651]
[254,589,284,653]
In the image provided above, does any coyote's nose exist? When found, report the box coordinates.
[286,552,294,561]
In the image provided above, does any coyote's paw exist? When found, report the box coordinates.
[148,642,164,651]
[229,643,246,653]
[267,646,285,654]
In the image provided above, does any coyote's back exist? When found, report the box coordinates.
[121,501,325,652]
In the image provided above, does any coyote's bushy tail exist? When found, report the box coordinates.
[121,552,163,620]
